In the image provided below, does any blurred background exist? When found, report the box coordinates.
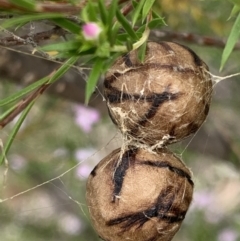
[0,0,240,240]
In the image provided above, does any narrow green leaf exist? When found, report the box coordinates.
[137,41,147,63]
[126,39,133,51]
[98,0,108,25]
[108,0,118,25]
[229,0,240,7]
[9,0,35,11]
[116,9,138,41]
[0,101,34,165]
[81,4,90,22]
[0,76,49,107]
[148,18,165,29]
[220,13,240,71]
[52,18,81,34]
[0,105,17,121]
[229,5,240,19]
[132,0,146,26]
[152,9,166,22]
[87,0,98,22]
[0,57,79,107]
[41,40,81,52]
[109,22,120,46]
[142,0,155,21]
[85,59,105,104]
[49,56,79,83]
[107,0,118,42]
[1,13,63,30]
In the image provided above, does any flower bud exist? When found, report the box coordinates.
[82,22,102,40]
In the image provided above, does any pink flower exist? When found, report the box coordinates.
[82,22,102,40]
[73,104,100,133]
[74,148,99,180]
[218,229,238,241]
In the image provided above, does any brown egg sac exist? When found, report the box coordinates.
[86,147,194,241]
[104,41,212,147]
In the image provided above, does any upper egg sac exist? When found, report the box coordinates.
[104,41,212,147]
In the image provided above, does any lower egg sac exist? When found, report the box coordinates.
[86,147,194,241]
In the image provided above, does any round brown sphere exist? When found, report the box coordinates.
[86,147,194,241]
[104,41,212,146]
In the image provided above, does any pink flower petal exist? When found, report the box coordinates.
[73,104,100,133]
[82,22,102,40]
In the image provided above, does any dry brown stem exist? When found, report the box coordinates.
[0,81,50,129]
[0,0,87,14]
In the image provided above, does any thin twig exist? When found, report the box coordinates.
[118,0,131,4]
[0,27,67,47]
[2,27,240,50]
[121,2,133,16]
[0,0,87,14]
[150,29,240,50]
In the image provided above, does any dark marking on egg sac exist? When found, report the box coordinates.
[104,63,196,89]
[169,125,176,136]
[176,43,203,67]
[146,237,159,241]
[112,148,138,202]
[138,92,179,126]
[187,122,200,135]
[123,53,133,67]
[106,89,136,103]
[99,235,110,241]
[107,108,118,125]
[90,164,98,177]
[104,72,122,88]
[106,87,179,106]
[139,160,194,186]
[204,103,210,115]
[159,41,175,53]
[107,186,185,231]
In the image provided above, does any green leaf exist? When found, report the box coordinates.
[87,0,98,22]
[229,5,240,19]
[96,42,110,58]
[220,13,240,71]
[108,0,118,25]
[229,0,240,7]
[0,101,34,165]
[0,57,79,107]
[85,59,105,104]
[126,39,133,51]
[137,40,147,63]
[142,0,155,22]
[107,0,118,43]
[52,18,81,34]
[0,76,49,107]
[41,40,81,52]
[1,13,63,29]
[81,4,90,22]
[116,8,138,41]
[98,0,108,25]
[132,0,146,26]
[49,56,79,83]
[148,18,165,29]
[0,105,18,122]
[9,0,35,11]
[109,22,120,46]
